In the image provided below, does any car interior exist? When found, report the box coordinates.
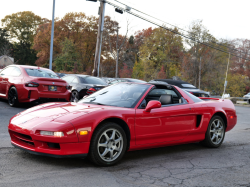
[138,84,188,109]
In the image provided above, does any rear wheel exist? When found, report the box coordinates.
[201,116,225,148]
[88,122,127,166]
[8,87,19,107]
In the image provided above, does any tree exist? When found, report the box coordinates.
[139,27,183,81]
[33,12,97,71]
[1,11,45,44]
[54,38,80,72]
[12,42,37,65]
[0,28,12,56]
[226,73,249,97]
[157,66,167,79]
[119,63,132,78]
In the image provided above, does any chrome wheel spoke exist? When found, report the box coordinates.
[98,142,108,148]
[110,130,116,140]
[109,150,114,159]
[103,132,109,141]
[114,137,122,144]
[211,134,216,141]
[101,148,109,157]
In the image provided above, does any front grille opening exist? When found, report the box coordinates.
[11,131,32,141]
[19,139,35,146]
[47,143,60,149]
[19,133,32,140]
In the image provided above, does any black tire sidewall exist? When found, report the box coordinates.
[89,122,127,166]
[8,87,18,107]
[204,116,225,148]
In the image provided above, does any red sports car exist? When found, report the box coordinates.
[8,82,237,166]
[0,65,71,106]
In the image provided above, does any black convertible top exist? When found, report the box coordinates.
[153,79,197,89]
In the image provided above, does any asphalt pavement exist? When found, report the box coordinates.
[1,99,250,187]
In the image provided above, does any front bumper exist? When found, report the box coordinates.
[12,143,87,158]
[9,129,90,157]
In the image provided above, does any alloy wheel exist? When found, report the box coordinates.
[209,119,225,145]
[97,128,123,162]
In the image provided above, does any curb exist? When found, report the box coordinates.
[234,104,250,108]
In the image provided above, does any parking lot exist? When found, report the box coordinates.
[1,99,250,187]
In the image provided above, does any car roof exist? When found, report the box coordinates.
[10,65,52,71]
[154,79,196,88]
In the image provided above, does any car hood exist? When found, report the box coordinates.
[10,102,103,128]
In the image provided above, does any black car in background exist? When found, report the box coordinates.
[115,78,147,83]
[61,75,108,100]
[151,79,210,97]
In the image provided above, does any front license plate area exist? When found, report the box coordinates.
[48,85,57,91]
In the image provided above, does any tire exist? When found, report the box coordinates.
[71,90,79,102]
[88,122,127,166]
[201,115,225,148]
[8,87,19,107]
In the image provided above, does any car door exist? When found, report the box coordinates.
[135,103,196,145]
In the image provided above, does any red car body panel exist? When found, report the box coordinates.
[8,84,237,157]
[0,65,71,103]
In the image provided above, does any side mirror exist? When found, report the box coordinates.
[145,100,161,112]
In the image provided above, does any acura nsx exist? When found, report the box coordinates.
[8,82,237,166]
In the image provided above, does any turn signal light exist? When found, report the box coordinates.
[230,116,233,119]
[79,131,88,135]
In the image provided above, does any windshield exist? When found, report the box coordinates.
[78,83,150,108]
[25,68,59,79]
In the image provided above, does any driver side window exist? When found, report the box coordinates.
[139,87,184,108]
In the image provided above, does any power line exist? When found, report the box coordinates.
[112,0,249,57]
[105,0,250,62]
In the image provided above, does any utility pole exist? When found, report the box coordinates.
[199,56,201,89]
[93,0,106,77]
[222,53,231,99]
[115,24,120,78]
[49,0,55,70]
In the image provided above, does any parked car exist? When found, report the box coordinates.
[115,78,147,83]
[101,77,119,85]
[243,92,250,103]
[8,82,237,166]
[61,74,108,100]
[0,65,71,106]
[56,73,67,78]
[151,79,210,97]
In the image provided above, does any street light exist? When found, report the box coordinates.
[49,0,56,70]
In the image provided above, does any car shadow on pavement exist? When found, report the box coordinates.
[11,142,206,168]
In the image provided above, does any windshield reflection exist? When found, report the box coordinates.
[78,83,150,108]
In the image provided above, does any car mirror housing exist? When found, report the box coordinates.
[145,100,161,112]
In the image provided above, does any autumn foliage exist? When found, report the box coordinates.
[1,11,250,96]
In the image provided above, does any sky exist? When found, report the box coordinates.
[1,0,250,40]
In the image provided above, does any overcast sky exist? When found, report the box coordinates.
[1,0,249,40]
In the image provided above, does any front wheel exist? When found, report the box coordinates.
[88,122,127,166]
[201,116,225,148]
[8,87,19,107]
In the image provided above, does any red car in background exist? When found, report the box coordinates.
[0,65,71,106]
